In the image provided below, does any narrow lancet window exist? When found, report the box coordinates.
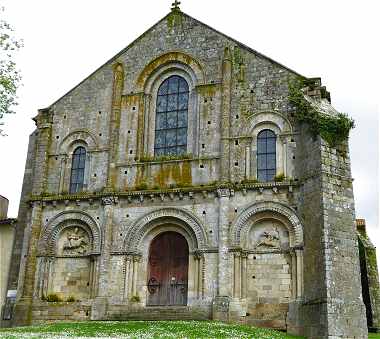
[70,146,86,193]
[154,75,189,156]
[257,129,276,182]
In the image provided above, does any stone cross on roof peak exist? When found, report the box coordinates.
[171,0,181,11]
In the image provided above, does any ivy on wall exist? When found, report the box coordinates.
[288,78,355,147]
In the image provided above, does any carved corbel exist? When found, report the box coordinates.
[101,196,118,205]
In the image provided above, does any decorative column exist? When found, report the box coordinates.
[220,47,232,182]
[290,249,297,300]
[213,188,232,321]
[91,196,117,320]
[97,196,118,296]
[233,252,241,299]
[194,251,204,299]
[58,156,67,194]
[7,108,52,326]
[241,252,248,299]
[217,188,231,296]
[245,146,250,179]
[123,255,132,301]
[89,255,99,299]
[295,248,303,300]
[136,93,147,160]
[106,63,124,190]
[194,254,199,298]
[131,255,141,297]
[280,135,288,177]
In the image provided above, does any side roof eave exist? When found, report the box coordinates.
[43,10,305,111]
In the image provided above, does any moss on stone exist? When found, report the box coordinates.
[153,161,192,189]
[166,9,183,30]
[288,77,355,147]
[197,84,217,97]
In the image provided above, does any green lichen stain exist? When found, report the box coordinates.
[240,99,249,119]
[125,94,140,107]
[166,10,183,30]
[154,161,192,188]
[137,52,199,90]
[134,164,146,188]
[198,84,217,97]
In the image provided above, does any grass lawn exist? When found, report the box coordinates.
[0,321,306,338]
[369,334,380,339]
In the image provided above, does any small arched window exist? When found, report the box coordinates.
[70,146,86,194]
[154,75,189,156]
[257,129,276,182]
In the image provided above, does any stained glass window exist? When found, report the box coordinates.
[257,130,276,182]
[154,75,189,156]
[70,146,86,193]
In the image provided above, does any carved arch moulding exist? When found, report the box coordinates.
[123,207,208,252]
[58,129,99,155]
[230,201,303,249]
[37,210,101,256]
[135,51,206,93]
[240,110,293,137]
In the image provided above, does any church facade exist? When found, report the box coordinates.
[1,5,372,338]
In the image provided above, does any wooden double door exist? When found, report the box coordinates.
[147,231,189,306]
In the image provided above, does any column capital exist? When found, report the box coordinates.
[217,188,232,198]
[101,196,118,206]
[193,251,204,260]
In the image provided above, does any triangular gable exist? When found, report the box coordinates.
[46,10,304,110]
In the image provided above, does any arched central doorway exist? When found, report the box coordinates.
[147,231,189,306]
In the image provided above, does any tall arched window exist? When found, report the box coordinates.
[257,130,276,182]
[70,146,86,193]
[154,75,189,156]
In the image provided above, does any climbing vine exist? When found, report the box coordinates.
[288,78,355,147]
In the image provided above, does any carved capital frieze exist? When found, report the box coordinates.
[101,196,118,206]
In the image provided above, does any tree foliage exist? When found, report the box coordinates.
[0,6,22,136]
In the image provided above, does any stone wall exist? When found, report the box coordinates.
[0,196,16,321]
[246,252,292,329]
[4,7,369,338]
[357,219,380,332]
[50,258,91,301]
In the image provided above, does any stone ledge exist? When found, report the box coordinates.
[28,181,297,204]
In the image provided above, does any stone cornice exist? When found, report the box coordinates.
[28,181,298,204]
[116,156,220,167]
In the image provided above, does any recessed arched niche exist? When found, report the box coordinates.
[49,225,92,301]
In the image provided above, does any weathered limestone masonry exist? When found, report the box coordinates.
[2,6,374,338]
[0,196,16,321]
[357,219,380,332]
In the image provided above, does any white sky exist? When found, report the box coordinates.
[0,0,379,257]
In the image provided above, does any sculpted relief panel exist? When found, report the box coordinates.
[57,227,90,256]
[249,220,289,251]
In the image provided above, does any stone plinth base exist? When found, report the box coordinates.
[91,297,107,320]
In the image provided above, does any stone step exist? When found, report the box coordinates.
[107,306,211,321]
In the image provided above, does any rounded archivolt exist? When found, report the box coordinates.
[38,211,101,256]
[241,110,293,136]
[231,201,303,248]
[136,51,205,92]
[124,207,208,252]
[58,129,99,154]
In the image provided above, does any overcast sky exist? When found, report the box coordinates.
[0,0,379,257]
